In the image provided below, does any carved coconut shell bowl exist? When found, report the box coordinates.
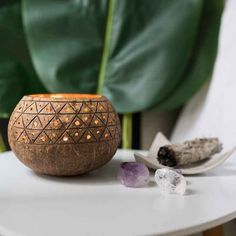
[8,94,121,176]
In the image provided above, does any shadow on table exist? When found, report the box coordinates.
[31,159,122,186]
[30,159,157,189]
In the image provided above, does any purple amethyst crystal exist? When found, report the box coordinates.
[118,162,150,187]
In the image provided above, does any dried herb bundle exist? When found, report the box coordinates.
[157,138,223,167]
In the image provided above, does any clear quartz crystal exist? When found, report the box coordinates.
[154,168,186,195]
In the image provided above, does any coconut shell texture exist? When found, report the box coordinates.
[8,94,121,176]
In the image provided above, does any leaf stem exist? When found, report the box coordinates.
[122,114,132,149]
[0,132,6,153]
[97,1,133,150]
[97,0,116,94]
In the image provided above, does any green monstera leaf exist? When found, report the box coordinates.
[0,0,223,148]
[0,1,47,117]
[21,0,223,113]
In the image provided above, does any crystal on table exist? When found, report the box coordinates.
[154,168,186,195]
[118,162,150,188]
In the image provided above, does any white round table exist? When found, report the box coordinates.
[0,150,235,236]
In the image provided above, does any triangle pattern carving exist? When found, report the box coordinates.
[57,131,74,144]
[27,116,43,129]
[80,130,96,143]
[59,103,75,113]
[45,116,65,129]
[40,103,55,113]
[36,102,49,113]
[38,114,55,128]
[35,132,51,144]
[24,102,37,113]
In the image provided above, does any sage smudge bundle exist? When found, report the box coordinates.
[157,138,223,167]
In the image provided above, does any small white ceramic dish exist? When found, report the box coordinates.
[134,132,236,175]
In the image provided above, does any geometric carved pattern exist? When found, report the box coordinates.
[12,96,120,145]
